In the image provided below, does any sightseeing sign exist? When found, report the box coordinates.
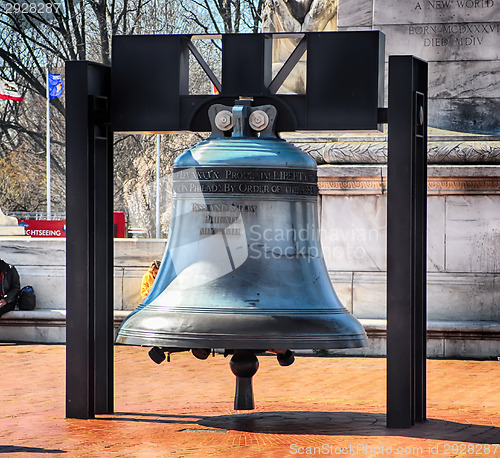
[18,220,66,238]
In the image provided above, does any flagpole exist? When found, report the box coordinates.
[156,134,161,239]
[46,68,51,220]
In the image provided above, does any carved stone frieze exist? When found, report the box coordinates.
[292,139,500,164]
[427,177,500,195]
[318,176,386,194]
[318,174,500,195]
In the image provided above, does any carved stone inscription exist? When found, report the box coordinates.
[375,0,499,24]
[399,25,500,62]
[410,22,498,48]
[173,167,318,197]
[338,0,500,133]
[370,0,500,60]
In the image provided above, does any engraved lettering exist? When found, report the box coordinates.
[456,0,494,7]
[192,203,258,213]
[426,0,452,9]
[424,37,450,46]
[174,167,317,197]
[231,204,257,212]
[409,23,500,35]
[204,216,239,224]
[455,36,484,45]
[192,203,230,212]
[408,20,499,48]
[199,227,241,235]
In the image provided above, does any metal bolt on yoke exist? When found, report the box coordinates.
[214,110,233,131]
[249,110,269,131]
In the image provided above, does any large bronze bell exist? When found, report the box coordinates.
[116,101,367,409]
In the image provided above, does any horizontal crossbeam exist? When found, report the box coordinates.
[111,32,385,133]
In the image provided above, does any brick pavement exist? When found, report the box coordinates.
[0,344,499,457]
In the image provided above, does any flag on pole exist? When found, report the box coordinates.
[48,73,63,99]
[0,77,24,101]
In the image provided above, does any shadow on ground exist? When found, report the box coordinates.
[101,411,500,443]
[0,445,66,454]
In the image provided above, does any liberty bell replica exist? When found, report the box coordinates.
[116,100,367,409]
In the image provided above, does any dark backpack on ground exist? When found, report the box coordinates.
[17,286,36,310]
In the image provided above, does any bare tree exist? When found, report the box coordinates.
[116,131,206,236]
[0,0,265,225]
[0,0,189,215]
[181,0,264,35]
[0,145,46,211]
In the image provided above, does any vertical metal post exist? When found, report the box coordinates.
[387,55,428,428]
[92,94,114,415]
[156,134,161,239]
[66,61,113,419]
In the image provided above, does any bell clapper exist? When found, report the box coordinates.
[230,350,259,410]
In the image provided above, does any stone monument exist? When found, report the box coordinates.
[262,0,338,93]
[338,0,499,134]
[263,0,338,33]
[0,207,25,236]
[262,0,500,358]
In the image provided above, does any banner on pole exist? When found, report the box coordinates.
[0,77,24,101]
[48,74,63,99]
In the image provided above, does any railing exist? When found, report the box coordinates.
[6,211,66,221]
[127,227,149,238]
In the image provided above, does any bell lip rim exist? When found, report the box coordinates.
[115,335,369,350]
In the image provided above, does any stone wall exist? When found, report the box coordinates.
[0,239,166,343]
[319,164,500,320]
[0,239,167,312]
[317,163,500,358]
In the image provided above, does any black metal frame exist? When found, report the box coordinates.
[66,62,114,418]
[65,32,427,428]
[387,56,428,427]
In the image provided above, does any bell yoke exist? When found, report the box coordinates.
[116,100,367,410]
